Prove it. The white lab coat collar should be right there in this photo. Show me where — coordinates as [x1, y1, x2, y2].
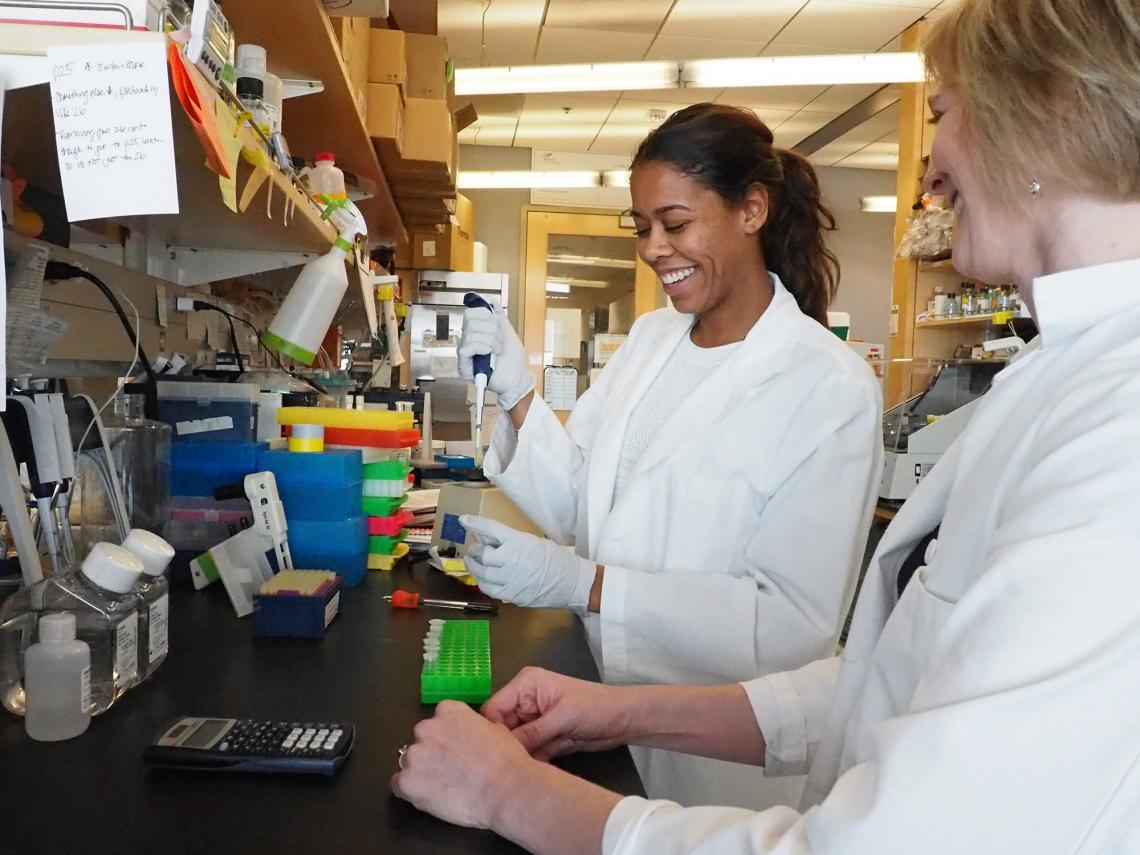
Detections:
[1031, 257, 1140, 348]
[585, 273, 803, 554]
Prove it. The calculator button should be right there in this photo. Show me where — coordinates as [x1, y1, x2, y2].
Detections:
[330, 729, 343, 741]
[303, 728, 315, 737]
[316, 729, 329, 739]
[219, 742, 230, 752]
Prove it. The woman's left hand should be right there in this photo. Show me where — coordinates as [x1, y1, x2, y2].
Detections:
[391, 700, 535, 829]
[462, 515, 598, 610]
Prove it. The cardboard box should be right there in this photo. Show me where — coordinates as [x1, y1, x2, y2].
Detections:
[397, 97, 454, 181]
[454, 192, 474, 235]
[366, 83, 403, 146]
[405, 33, 448, 100]
[413, 227, 473, 272]
[334, 16, 372, 118]
[369, 28, 406, 87]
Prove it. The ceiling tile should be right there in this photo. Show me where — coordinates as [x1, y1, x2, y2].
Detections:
[768, 0, 928, 51]
[543, 0, 674, 34]
[822, 0, 935, 8]
[773, 109, 841, 140]
[803, 83, 883, 112]
[514, 124, 605, 147]
[660, 0, 807, 45]
[759, 41, 861, 56]
[440, 0, 545, 66]
[444, 28, 539, 67]
[644, 35, 764, 60]
[716, 85, 828, 112]
[807, 139, 869, 165]
[519, 93, 621, 124]
[534, 28, 654, 64]
[467, 94, 527, 119]
[835, 140, 899, 169]
[459, 124, 519, 146]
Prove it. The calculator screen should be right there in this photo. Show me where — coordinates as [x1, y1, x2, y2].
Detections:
[184, 719, 228, 749]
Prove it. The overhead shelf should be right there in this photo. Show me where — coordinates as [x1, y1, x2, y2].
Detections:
[0, 27, 337, 254]
[917, 257, 959, 273]
[916, 314, 997, 329]
[0, 1, 407, 252]
[222, 0, 407, 246]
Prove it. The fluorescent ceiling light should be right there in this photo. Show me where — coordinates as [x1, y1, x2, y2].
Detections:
[457, 171, 601, 189]
[546, 282, 572, 294]
[682, 53, 925, 88]
[455, 53, 924, 96]
[861, 195, 898, 213]
[547, 254, 637, 269]
[456, 61, 678, 96]
[602, 171, 631, 188]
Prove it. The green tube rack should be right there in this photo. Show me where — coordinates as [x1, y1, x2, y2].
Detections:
[421, 620, 492, 704]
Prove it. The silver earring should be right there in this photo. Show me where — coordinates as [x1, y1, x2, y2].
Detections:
[1028, 178, 1042, 197]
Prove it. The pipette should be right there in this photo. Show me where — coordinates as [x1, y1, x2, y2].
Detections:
[463, 292, 494, 468]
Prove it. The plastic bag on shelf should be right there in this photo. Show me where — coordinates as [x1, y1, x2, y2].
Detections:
[896, 193, 956, 260]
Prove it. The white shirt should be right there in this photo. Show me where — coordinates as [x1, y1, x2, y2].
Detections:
[613, 334, 740, 504]
[604, 257, 1140, 854]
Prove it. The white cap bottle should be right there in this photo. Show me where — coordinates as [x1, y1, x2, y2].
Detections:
[24, 612, 92, 742]
[123, 530, 175, 682]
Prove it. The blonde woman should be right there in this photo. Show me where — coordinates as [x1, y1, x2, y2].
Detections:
[391, 0, 1140, 851]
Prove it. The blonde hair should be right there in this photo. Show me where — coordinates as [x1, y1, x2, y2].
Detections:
[924, 0, 1140, 200]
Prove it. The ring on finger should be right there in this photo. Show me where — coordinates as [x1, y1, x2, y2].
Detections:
[397, 743, 409, 769]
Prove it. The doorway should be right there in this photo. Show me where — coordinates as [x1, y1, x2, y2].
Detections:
[522, 211, 663, 411]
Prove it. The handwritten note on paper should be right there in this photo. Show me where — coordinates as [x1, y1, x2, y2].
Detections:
[47, 37, 178, 222]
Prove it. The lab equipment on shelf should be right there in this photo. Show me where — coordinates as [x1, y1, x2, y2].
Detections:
[235, 44, 282, 134]
[157, 381, 260, 444]
[303, 153, 347, 201]
[23, 613, 91, 742]
[288, 423, 324, 453]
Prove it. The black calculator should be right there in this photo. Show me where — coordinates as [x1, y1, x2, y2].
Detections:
[143, 717, 354, 775]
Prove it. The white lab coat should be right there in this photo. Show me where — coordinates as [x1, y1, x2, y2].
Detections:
[485, 274, 883, 809]
[603, 258, 1140, 854]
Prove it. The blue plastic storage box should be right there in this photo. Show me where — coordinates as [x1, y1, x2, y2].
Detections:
[171, 441, 266, 497]
[288, 515, 369, 586]
[257, 448, 364, 522]
[158, 381, 260, 443]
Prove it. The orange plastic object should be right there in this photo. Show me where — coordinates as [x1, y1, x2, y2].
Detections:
[167, 39, 231, 178]
[284, 425, 421, 449]
[389, 589, 421, 609]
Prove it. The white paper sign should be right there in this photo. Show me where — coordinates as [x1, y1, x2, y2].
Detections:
[47, 38, 178, 222]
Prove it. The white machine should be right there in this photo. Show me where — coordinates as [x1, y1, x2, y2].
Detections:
[880, 359, 1005, 501]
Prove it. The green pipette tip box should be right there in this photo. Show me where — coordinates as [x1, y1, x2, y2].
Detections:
[421, 620, 492, 704]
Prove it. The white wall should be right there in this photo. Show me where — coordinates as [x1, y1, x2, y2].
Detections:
[458, 145, 530, 325]
[459, 145, 897, 343]
[814, 166, 898, 348]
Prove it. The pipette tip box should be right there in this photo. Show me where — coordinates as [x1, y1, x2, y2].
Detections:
[421, 619, 491, 704]
[253, 570, 342, 638]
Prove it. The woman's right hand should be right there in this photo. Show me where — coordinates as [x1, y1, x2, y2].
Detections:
[482, 667, 635, 761]
[458, 305, 535, 411]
